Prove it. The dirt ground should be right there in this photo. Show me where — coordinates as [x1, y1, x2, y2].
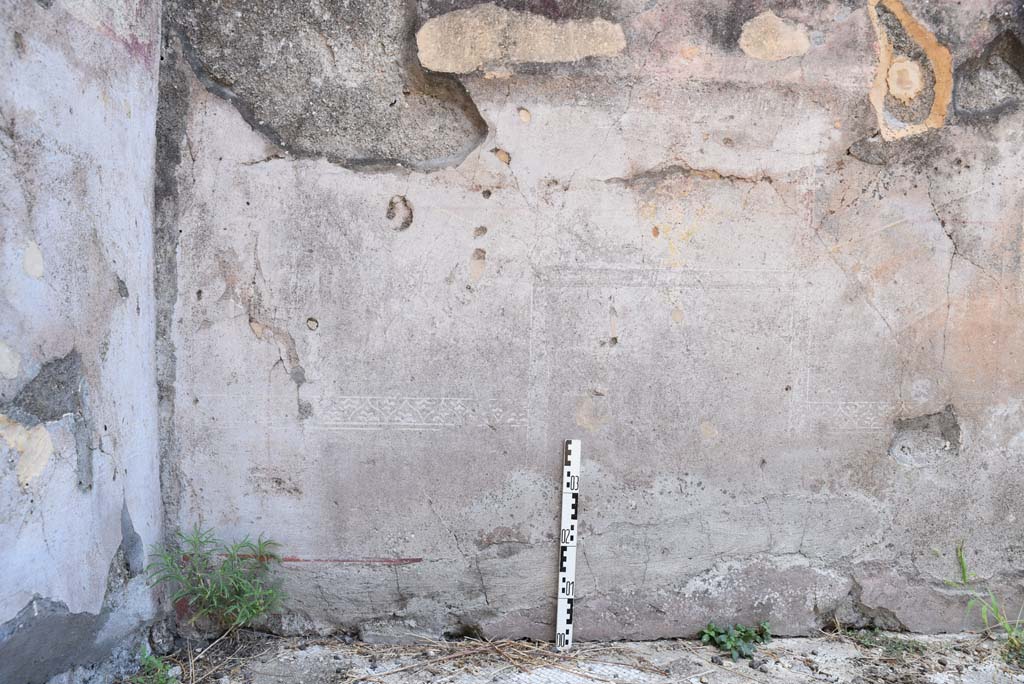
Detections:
[152, 630, 1024, 684]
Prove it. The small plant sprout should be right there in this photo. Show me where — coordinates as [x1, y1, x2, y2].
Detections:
[699, 622, 771, 660]
[146, 526, 284, 632]
[954, 540, 975, 586]
[952, 542, 1024, 667]
[129, 648, 178, 684]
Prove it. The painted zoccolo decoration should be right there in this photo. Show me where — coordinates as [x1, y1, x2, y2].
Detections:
[556, 439, 580, 649]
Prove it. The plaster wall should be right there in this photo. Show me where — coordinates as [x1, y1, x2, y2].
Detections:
[156, 0, 1024, 641]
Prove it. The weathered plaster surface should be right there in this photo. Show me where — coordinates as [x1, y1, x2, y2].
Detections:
[156, 0, 1024, 642]
[0, 0, 162, 681]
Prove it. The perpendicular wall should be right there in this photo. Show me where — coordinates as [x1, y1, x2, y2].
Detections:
[0, 1, 162, 681]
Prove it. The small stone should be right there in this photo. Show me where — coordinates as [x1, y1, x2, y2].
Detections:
[306, 317, 319, 330]
[416, 4, 626, 73]
[938, 657, 948, 667]
[738, 10, 810, 61]
[491, 148, 511, 165]
[711, 655, 723, 665]
[518, 108, 531, 123]
[167, 665, 182, 678]
[749, 658, 761, 669]
[811, 649, 820, 656]
[149, 620, 176, 656]
[759, 664, 770, 673]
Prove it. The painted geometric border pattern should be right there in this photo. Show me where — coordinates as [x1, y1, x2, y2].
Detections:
[313, 395, 527, 431]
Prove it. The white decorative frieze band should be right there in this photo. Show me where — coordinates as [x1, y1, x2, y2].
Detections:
[312, 395, 527, 431]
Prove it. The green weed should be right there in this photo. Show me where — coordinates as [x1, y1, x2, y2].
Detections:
[952, 541, 1024, 667]
[699, 622, 771, 660]
[146, 526, 284, 630]
[953, 540, 975, 586]
[129, 649, 178, 684]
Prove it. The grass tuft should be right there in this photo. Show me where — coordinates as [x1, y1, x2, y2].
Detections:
[146, 526, 284, 631]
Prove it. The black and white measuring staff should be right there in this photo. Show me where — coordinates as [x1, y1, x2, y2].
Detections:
[556, 439, 581, 649]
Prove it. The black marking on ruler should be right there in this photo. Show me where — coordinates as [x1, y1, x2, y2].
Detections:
[556, 439, 580, 650]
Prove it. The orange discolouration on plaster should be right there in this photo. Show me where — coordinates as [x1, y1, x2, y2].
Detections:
[0, 415, 55, 488]
[867, 0, 953, 140]
[945, 284, 1024, 397]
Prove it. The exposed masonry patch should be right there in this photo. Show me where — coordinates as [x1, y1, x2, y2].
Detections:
[0, 597, 108, 684]
[847, 133, 892, 165]
[602, 162, 773, 191]
[120, 501, 146, 576]
[827, 579, 907, 632]
[954, 30, 1024, 122]
[0, 511, 146, 684]
[2, 350, 83, 426]
[845, 127, 950, 167]
[888, 404, 960, 468]
[154, 32, 189, 533]
[737, 11, 810, 62]
[416, 2, 626, 74]
[0, 350, 95, 490]
[166, 0, 486, 170]
[867, 0, 952, 141]
[386, 195, 414, 231]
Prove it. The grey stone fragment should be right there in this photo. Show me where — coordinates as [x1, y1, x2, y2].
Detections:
[166, 0, 486, 170]
[1, 350, 82, 427]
